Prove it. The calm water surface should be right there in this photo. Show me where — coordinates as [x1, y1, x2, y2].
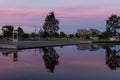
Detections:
[0, 43, 120, 80]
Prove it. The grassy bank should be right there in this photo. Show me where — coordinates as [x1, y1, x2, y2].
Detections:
[92, 39, 120, 43]
[0, 38, 120, 44]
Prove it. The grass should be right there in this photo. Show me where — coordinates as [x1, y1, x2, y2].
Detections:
[1, 38, 120, 44]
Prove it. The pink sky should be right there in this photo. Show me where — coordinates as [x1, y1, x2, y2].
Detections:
[0, 0, 120, 33]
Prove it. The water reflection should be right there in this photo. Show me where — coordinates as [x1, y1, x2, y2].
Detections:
[76, 44, 100, 51]
[42, 47, 59, 73]
[0, 47, 59, 73]
[77, 43, 120, 70]
[1, 49, 18, 62]
[0, 44, 120, 72]
[102, 44, 120, 70]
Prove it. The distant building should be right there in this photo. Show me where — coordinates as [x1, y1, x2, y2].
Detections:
[109, 36, 119, 41]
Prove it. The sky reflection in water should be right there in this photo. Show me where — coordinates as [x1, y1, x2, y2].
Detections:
[0, 43, 120, 80]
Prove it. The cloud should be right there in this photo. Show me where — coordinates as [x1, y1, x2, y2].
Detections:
[0, 0, 120, 33]
[0, 7, 49, 26]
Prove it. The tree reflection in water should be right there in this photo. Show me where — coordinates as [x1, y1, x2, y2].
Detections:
[1, 49, 18, 62]
[103, 45, 120, 70]
[76, 44, 100, 51]
[42, 47, 59, 73]
[76, 43, 120, 70]
[0, 47, 59, 72]
[0, 44, 120, 71]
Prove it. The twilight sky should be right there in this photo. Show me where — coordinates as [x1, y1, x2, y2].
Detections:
[0, 0, 120, 33]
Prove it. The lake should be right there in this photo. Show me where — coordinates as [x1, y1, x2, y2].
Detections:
[0, 43, 120, 80]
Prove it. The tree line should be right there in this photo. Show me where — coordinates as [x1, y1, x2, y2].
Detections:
[0, 12, 120, 40]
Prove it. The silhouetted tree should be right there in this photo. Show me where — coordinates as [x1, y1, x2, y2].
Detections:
[53, 32, 59, 38]
[18, 27, 24, 39]
[39, 28, 44, 38]
[106, 14, 120, 34]
[59, 32, 67, 38]
[68, 34, 74, 39]
[43, 31, 50, 39]
[100, 31, 114, 39]
[89, 28, 100, 39]
[0, 35, 3, 39]
[75, 33, 79, 38]
[30, 32, 36, 39]
[1, 25, 14, 39]
[22, 33, 29, 39]
[43, 12, 59, 38]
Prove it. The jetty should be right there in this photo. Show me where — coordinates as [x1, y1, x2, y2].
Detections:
[17, 41, 80, 49]
[1, 39, 120, 49]
[0, 40, 90, 49]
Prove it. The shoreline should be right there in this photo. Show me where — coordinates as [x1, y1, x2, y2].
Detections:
[92, 40, 120, 43]
[0, 40, 120, 49]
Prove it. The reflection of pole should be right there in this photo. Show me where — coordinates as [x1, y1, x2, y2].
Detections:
[13, 52, 18, 62]
[35, 49, 36, 56]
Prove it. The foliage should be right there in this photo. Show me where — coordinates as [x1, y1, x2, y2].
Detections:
[43, 31, 50, 38]
[18, 27, 24, 39]
[30, 32, 36, 38]
[75, 33, 79, 38]
[39, 28, 44, 37]
[22, 33, 29, 39]
[106, 14, 120, 34]
[89, 28, 100, 37]
[100, 31, 115, 39]
[43, 12, 59, 38]
[59, 32, 67, 38]
[77, 29, 90, 39]
[1, 25, 14, 39]
[68, 34, 74, 39]
[52, 32, 59, 38]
